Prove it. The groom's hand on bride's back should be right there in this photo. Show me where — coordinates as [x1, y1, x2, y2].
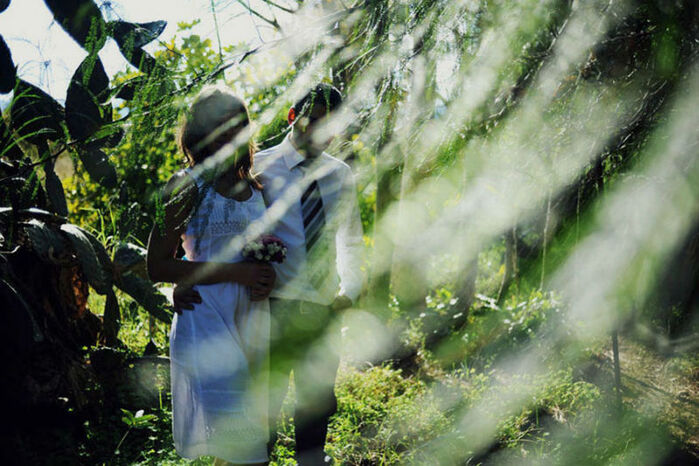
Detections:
[173, 284, 202, 314]
[173, 263, 275, 309]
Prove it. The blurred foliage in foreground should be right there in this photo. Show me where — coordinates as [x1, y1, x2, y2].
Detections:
[1, 0, 697, 464]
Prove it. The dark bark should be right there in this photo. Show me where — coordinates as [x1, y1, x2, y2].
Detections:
[0, 248, 101, 464]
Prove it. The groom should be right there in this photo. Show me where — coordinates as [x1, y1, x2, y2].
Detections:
[176, 83, 364, 465]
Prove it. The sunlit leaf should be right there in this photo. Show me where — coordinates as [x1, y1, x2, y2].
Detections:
[121, 408, 134, 419]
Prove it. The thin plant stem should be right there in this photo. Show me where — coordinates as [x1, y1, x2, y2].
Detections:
[210, 0, 224, 62]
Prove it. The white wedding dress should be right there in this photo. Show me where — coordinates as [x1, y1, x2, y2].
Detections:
[170, 171, 269, 464]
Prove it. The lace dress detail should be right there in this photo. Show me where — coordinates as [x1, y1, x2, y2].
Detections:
[170, 171, 269, 464]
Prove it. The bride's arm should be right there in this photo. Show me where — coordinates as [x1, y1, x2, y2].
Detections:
[146, 171, 274, 289]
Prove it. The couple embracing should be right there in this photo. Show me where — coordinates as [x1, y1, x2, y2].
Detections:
[146, 83, 363, 466]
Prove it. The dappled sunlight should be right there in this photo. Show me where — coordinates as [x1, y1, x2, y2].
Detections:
[155, 0, 699, 461]
[2, 0, 697, 463]
[555, 66, 699, 340]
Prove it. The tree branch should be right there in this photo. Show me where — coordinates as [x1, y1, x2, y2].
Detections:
[237, 0, 281, 31]
[260, 0, 298, 15]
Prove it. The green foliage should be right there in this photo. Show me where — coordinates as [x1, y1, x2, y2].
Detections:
[81, 402, 192, 465]
[494, 370, 600, 447]
[480, 291, 559, 358]
[4, 0, 697, 464]
[417, 288, 565, 369]
[121, 408, 157, 429]
[329, 365, 449, 465]
[255, 103, 291, 150]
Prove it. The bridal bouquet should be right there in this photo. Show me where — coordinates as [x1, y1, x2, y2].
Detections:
[242, 234, 287, 263]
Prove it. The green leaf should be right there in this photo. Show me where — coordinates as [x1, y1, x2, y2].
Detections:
[112, 76, 146, 101]
[0, 33, 16, 93]
[10, 80, 64, 145]
[43, 0, 107, 54]
[113, 241, 147, 271]
[87, 124, 124, 148]
[103, 290, 120, 347]
[22, 219, 68, 261]
[110, 21, 167, 50]
[77, 147, 117, 188]
[60, 223, 111, 294]
[115, 272, 172, 323]
[121, 408, 135, 426]
[65, 57, 110, 141]
[0, 117, 24, 161]
[44, 164, 68, 217]
[73, 55, 110, 102]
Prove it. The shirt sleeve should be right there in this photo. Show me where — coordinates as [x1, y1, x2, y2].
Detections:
[335, 165, 365, 303]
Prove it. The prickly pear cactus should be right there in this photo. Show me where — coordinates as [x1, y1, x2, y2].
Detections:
[21, 219, 69, 264]
[60, 224, 112, 295]
[116, 271, 172, 323]
[113, 241, 147, 274]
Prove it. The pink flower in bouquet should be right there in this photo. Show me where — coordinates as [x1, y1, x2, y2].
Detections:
[242, 234, 287, 263]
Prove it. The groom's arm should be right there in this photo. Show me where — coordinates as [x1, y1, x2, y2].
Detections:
[334, 165, 365, 308]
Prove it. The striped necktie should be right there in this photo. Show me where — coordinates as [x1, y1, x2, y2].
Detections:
[298, 158, 329, 288]
[299, 160, 325, 252]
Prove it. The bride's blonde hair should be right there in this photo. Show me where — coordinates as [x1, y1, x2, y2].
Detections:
[178, 84, 261, 189]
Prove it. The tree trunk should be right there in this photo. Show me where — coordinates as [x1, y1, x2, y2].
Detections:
[367, 82, 401, 317]
[497, 226, 518, 303]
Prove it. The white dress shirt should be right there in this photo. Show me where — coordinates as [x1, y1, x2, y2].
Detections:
[253, 134, 364, 306]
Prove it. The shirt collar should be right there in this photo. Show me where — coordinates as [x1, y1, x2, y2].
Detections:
[281, 133, 306, 170]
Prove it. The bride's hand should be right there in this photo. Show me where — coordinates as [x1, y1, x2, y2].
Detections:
[248, 263, 275, 301]
[235, 262, 275, 289]
[250, 283, 273, 301]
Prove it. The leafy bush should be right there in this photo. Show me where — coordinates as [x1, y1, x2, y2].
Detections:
[457, 290, 565, 366]
[329, 365, 449, 465]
